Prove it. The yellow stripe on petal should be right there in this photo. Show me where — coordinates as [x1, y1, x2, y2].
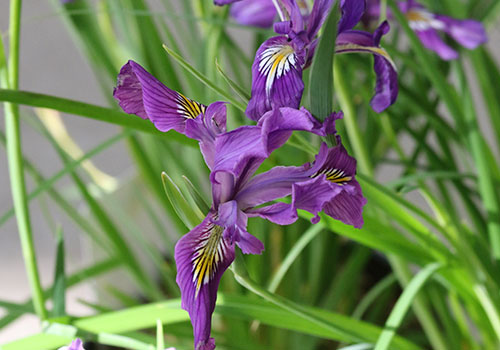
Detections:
[259, 44, 297, 97]
[191, 224, 226, 296]
[176, 92, 207, 119]
[312, 168, 352, 185]
[335, 44, 397, 71]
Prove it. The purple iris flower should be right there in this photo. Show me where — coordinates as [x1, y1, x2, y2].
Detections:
[175, 108, 364, 349]
[246, 0, 398, 120]
[113, 60, 365, 350]
[113, 60, 227, 170]
[364, 0, 487, 60]
[58, 339, 85, 350]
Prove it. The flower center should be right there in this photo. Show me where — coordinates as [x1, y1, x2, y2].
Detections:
[405, 9, 445, 31]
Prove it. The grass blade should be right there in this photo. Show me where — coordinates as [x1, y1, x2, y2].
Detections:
[0, 88, 195, 144]
[162, 44, 247, 112]
[374, 263, 442, 350]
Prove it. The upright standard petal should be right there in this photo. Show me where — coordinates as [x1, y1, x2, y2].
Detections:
[338, 0, 366, 34]
[246, 36, 305, 121]
[175, 213, 235, 350]
[114, 60, 207, 132]
[230, 0, 276, 28]
[307, 0, 334, 39]
[335, 22, 398, 112]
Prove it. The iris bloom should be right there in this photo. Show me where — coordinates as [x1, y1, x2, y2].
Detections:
[175, 109, 364, 349]
[364, 0, 487, 60]
[114, 60, 366, 349]
[245, 0, 398, 120]
[58, 339, 85, 350]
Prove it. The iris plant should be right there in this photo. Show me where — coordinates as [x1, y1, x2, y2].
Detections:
[364, 0, 487, 60]
[114, 58, 366, 348]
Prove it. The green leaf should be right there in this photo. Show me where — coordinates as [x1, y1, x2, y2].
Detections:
[181, 175, 210, 214]
[51, 227, 66, 318]
[308, 1, 338, 120]
[215, 59, 251, 102]
[162, 44, 247, 112]
[0, 89, 195, 145]
[161, 172, 204, 229]
[374, 263, 442, 350]
[156, 320, 165, 350]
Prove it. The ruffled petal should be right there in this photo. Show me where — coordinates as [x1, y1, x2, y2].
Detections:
[230, 0, 277, 28]
[114, 60, 207, 132]
[246, 36, 305, 121]
[175, 212, 235, 350]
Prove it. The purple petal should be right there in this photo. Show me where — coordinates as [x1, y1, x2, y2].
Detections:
[175, 212, 235, 350]
[307, 0, 334, 39]
[58, 339, 85, 350]
[415, 28, 458, 60]
[323, 178, 367, 228]
[247, 201, 299, 225]
[437, 16, 487, 50]
[114, 60, 207, 132]
[215, 0, 241, 5]
[246, 36, 305, 121]
[338, 0, 366, 33]
[335, 23, 398, 112]
[217, 201, 265, 254]
[258, 107, 341, 154]
[185, 102, 227, 169]
[230, 0, 277, 28]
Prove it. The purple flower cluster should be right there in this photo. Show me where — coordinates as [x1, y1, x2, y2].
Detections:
[114, 1, 487, 349]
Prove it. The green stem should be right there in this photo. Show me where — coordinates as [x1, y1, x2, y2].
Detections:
[334, 60, 373, 176]
[3, 0, 47, 321]
[456, 61, 500, 260]
[267, 224, 323, 293]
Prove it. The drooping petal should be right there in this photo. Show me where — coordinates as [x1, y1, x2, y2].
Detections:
[414, 28, 458, 60]
[338, 0, 366, 34]
[323, 178, 367, 228]
[185, 102, 227, 169]
[114, 60, 207, 133]
[335, 22, 398, 112]
[175, 212, 235, 350]
[230, 0, 277, 28]
[246, 36, 305, 121]
[250, 142, 366, 227]
[437, 16, 487, 50]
